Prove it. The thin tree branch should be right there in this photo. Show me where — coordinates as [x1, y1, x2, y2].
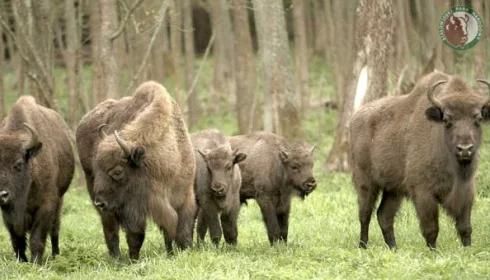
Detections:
[110, 0, 145, 41]
[125, 0, 169, 95]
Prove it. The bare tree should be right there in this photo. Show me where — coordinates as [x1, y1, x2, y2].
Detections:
[183, 0, 201, 128]
[96, 0, 120, 101]
[292, 0, 310, 112]
[63, 0, 82, 127]
[231, 0, 256, 133]
[0, 23, 4, 117]
[170, 0, 184, 104]
[209, 0, 235, 111]
[325, 0, 394, 171]
[253, 0, 301, 139]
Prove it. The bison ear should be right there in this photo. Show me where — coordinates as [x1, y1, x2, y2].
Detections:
[233, 152, 247, 164]
[128, 146, 145, 167]
[425, 106, 444, 122]
[24, 142, 43, 161]
[482, 104, 490, 120]
[279, 150, 289, 163]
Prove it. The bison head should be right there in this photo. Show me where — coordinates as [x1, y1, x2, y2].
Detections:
[93, 131, 147, 212]
[198, 145, 246, 198]
[425, 79, 490, 165]
[279, 143, 316, 199]
[0, 123, 42, 207]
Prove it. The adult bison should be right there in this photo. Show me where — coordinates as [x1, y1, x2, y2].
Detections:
[229, 132, 316, 244]
[76, 81, 196, 259]
[350, 72, 490, 249]
[192, 129, 246, 246]
[0, 96, 74, 263]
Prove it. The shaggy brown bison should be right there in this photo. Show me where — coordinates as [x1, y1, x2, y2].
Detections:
[350, 72, 490, 249]
[0, 96, 74, 263]
[76, 81, 196, 259]
[191, 129, 246, 246]
[229, 132, 316, 244]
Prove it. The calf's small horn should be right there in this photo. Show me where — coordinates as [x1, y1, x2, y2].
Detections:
[114, 130, 131, 157]
[22, 122, 40, 150]
[427, 80, 446, 109]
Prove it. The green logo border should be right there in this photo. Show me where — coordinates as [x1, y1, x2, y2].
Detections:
[439, 6, 483, 50]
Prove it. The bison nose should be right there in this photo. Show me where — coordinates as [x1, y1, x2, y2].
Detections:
[211, 184, 226, 196]
[0, 190, 9, 203]
[304, 178, 317, 191]
[94, 200, 107, 210]
[457, 144, 474, 154]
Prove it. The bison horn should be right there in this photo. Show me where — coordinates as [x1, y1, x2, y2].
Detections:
[22, 122, 40, 150]
[114, 130, 131, 157]
[477, 79, 490, 102]
[427, 80, 446, 109]
[97, 124, 108, 139]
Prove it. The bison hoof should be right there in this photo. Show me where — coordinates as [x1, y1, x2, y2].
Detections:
[358, 241, 368, 249]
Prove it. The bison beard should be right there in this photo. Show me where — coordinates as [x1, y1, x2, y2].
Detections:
[350, 72, 490, 249]
[76, 81, 196, 260]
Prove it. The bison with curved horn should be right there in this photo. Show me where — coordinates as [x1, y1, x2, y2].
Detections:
[0, 96, 74, 263]
[76, 81, 196, 259]
[350, 72, 490, 249]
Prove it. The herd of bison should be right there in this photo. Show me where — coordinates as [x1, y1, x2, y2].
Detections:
[0, 71, 489, 263]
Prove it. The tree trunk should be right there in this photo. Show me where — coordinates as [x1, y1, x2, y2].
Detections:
[325, 0, 394, 171]
[231, 0, 256, 133]
[170, 0, 184, 104]
[183, 0, 200, 129]
[209, 0, 235, 111]
[96, 0, 120, 101]
[0, 26, 5, 117]
[64, 0, 81, 127]
[253, 0, 301, 139]
[292, 0, 309, 113]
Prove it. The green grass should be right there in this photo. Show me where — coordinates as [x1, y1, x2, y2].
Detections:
[1, 60, 490, 279]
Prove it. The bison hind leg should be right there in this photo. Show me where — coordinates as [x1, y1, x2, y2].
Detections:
[50, 201, 62, 256]
[355, 183, 380, 249]
[376, 191, 403, 249]
[175, 195, 197, 250]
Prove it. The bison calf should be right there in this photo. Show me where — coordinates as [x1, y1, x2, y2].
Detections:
[350, 72, 490, 249]
[229, 132, 316, 245]
[76, 81, 196, 259]
[191, 129, 246, 246]
[0, 96, 74, 263]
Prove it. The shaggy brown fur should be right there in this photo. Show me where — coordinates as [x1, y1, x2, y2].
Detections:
[229, 132, 316, 244]
[76, 81, 196, 259]
[191, 129, 246, 246]
[0, 96, 74, 263]
[350, 72, 490, 249]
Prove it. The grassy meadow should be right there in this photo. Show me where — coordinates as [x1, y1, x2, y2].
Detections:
[1, 60, 490, 279]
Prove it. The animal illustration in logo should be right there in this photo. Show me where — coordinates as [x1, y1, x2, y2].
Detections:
[444, 14, 469, 47]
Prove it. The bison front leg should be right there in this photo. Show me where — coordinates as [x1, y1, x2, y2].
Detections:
[126, 231, 145, 260]
[377, 191, 403, 249]
[455, 204, 472, 246]
[257, 196, 281, 245]
[221, 208, 239, 245]
[196, 209, 208, 244]
[277, 199, 291, 242]
[101, 213, 121, 258]
[162, 228, 173, 255]
[413, 193, 439, 249]
[205, 211, 222, 246]
[5, 224, 27, 262]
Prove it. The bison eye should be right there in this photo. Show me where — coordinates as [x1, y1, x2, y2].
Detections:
[291, 165, 300, 171]
[13, 160, 23, 172]
[108, 166, 125, 181]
